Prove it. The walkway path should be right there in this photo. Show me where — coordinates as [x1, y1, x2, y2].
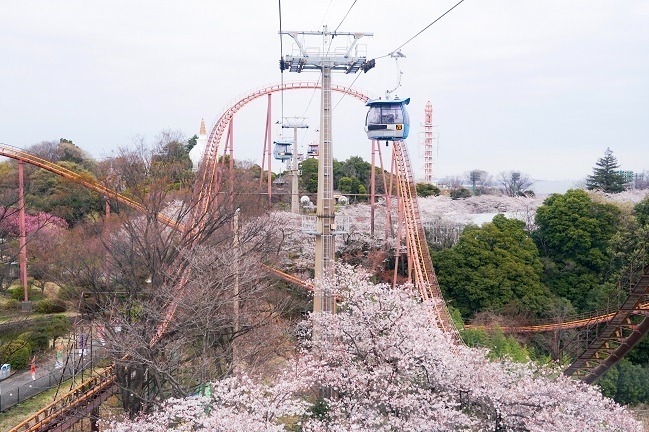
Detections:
[0, 340, 104, 412]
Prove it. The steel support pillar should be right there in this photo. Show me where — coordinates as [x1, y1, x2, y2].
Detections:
[291, 126, 300, 213]
[314, 65, 335, 314]
[260, 94, 272, 209]
[18, 160, 28, 301]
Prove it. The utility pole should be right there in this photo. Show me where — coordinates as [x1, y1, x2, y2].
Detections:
[282, 118, 308, 214]
[280, 27, 372, 314]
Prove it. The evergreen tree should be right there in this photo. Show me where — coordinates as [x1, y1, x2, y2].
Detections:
[434, 214, 556, 317]
[586, 148, 626, 193]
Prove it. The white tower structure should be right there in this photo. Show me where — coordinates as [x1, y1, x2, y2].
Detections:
[189, 119, 208, 171]
[280, 27, 372, 313]
[421, 102, 438, 184]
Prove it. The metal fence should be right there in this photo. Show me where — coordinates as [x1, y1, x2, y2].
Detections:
[0, 359, 96, 412]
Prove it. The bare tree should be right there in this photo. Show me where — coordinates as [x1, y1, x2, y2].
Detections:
[47, 134, 291, 416]
[466, 169, 493, 196]
[498, 171, 535, 197]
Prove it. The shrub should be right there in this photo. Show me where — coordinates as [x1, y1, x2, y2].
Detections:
[35, 298, 67, 314]
[416, 183, 441, 197]
[18, 330, 49, 351]
[8, 287, 43, 302]
[2, 298, 20, 310]
[450, 187, 471, 200]
[0, 339, 32, 369]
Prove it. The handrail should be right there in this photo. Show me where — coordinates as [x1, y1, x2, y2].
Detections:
[9, 366, 116, 432]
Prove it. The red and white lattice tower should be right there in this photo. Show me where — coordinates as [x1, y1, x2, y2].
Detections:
[422, 101, 437, 184]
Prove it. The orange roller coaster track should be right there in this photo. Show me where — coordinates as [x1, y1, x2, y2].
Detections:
[0, 143, 181, 229]
[564, 266, 649, 383]
[465, 301, 649, 333]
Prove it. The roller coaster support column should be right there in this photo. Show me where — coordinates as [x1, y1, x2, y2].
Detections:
[18, 160, 29, 303]
[260, 94, 272, 209]
[104, 197, 110, 285]
[225, 119, 235, 213]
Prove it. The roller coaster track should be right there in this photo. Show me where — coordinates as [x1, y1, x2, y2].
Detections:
[193, 81, 373, 222]
[0, 143, 180, 229]
[10, 367, 117, 432]
[260, 263, 313, 291]
[392, 141, 461, 343]
[564, 265, 649, 383]
[465, 302, 649, 333]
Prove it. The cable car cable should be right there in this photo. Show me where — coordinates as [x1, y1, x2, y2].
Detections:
[320, 0, 334, 29]
[334, 0, 359, 33]
[278, 0, 285, 122]
[301, 76, 321, 117]
[332, 72, 363, 112]
[374, 0, 466, 61]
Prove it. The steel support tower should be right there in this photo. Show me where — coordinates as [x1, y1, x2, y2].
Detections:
[422, 101, 437, 184]
[282, 118, 309, 214]
[280, 27, 372, 313]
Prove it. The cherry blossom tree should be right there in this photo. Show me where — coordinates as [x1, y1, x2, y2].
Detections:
[105, 265, 641, 431]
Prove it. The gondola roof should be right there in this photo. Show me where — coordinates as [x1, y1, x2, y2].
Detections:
[365, 97, 410, 107]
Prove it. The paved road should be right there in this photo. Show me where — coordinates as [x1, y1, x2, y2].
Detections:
[0, 341, 105, 412]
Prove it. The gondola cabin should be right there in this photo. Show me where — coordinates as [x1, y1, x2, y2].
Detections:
[364, 97, 410, 141]
[307, 143, 319, 157]
[273, 139, 293, 161]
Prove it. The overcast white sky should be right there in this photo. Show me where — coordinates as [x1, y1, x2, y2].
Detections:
[1, 1, 647, 182]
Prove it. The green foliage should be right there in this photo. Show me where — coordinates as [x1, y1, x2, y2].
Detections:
[187, 134, 199, 152]
[35, 298, 67, 313]
[635, 196, 649, 227]
[534, 190, 622, 311]
[598, 359, 649, 405]
[310, 396, 330, 421]
[448, 305, 465, 330]
[300, 156, 381, 198]
[416, 183, 440, 197]
[434, 215, 556, 318]
[44, 315, 72, 339]
[450, 187, 471, 200]
[27, 161, 103, 225]
[2, 298, 20, 310]
[586, 147, 626, 193]
[18, 316, 70, 350]
[8, 287, 44, 302]
[461, 327, 530, 363]
[627, 336, 649, 367]
[17, 330, 49, 351]
[152, 137, 194, 190]
[0, 339, 32, 369]
[299, 158, 319, 193]
[338, 177, 367, 194]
